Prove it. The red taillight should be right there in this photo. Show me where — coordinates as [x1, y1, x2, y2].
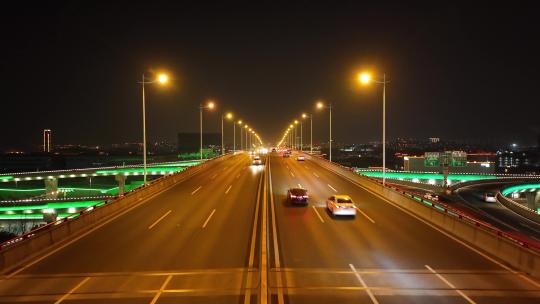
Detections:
[303, 195, 308, 198]
[290, 195, 297, 199]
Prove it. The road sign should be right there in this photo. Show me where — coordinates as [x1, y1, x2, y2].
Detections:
[451, 151, 467, 167]
[424, 152, 440, 167]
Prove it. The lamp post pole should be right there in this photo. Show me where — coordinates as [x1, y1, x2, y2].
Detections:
[382, 73, 386, 185]
[141, 74, 147, 185]
[199, 104, 203, 160]
[310, 114, 313, 154]
[221, 114, 224, 155]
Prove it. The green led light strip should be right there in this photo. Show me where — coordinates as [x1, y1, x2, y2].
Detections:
[501, 184, 540, 196]
[0, 200, 104, 212]
[358, 171, 497, 181]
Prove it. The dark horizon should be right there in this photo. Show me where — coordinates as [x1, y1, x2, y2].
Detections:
[2, 2, 539, 149]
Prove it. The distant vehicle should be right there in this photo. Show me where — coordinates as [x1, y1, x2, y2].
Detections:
[252, 155, 262, 165]
[423, 192, 439, 201]
[288, 188, 308, 205]
[271, 148, 277, 152]
[283, 153, 290, 158]
[484, 192, 497, 203]
[297, 156, 305, 161]
[326, 195, 356, 216]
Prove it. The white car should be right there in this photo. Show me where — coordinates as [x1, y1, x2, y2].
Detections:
[252, 155, 262, 165]
[484, 192, 497, 203]
[326, 195, 356, 216]
[423, 192, 439, 201]
[297, 156, 305, 161]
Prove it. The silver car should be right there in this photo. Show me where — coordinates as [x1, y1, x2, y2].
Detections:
[326, 195, 356, 216]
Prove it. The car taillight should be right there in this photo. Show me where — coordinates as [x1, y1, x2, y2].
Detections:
[303, 195, 308, 198]
[290, 195, 297, 198]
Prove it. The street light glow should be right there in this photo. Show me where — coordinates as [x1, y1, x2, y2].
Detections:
[157, 73, 169, 84]
[226, 112, 233, 119]
[294, 120, 298, 124]
[316, 101, 324, 109]
[359, 72, 371, 84]
[302, 113, 307, 118]
[207, 101, 215, 109]
[238, 120, 243, 124]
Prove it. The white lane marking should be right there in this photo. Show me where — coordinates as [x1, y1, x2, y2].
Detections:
[191, 186, 202, 195]
[148, 210, 172, 230]
[290, 171, 295, 178]
[298, 184, 302, 188]
[236, 174, 240, 179]
[150, 275, 173, 304]
[349, 264, 379, 304]
[425, 265, 476, 304]
[313, 172, 320, 178]
[312, 206, 325, 223]
[244, 168, 263, 304]
[211, 173, 218, 180]
[268, 157, 284, 304]
[54, 277, 90, 304]
[327, 184, 337, 192]
[225, 185, 232, 194]
[202, 209, 216, 229]
[354, 206, 375, 224]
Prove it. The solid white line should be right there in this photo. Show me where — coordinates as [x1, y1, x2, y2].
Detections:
[236, 174, 240, 179]
[225, 185, 232, 194]
[327, 184, 337, 192]
[312, 206, 325, 223]
[243, 170, 263, 304]
[354, 206, 375, 224]
[150, 275, 172, 304]
[148, 210, 172, 230]
[349, 264, 379, 304]
[202, 209, 216, 229]
[313, 172, 320, 178]
[268, 157, 284, 304]
[54, 277, 90, 304]
[425, 265, 476, 304]
[191, 186, 202, 195]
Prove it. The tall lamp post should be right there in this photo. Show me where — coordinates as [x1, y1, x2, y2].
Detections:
[316, 101, 333, 162]
[244, 125, 249, 151]
[238, 121, 243, 151]
[139, 72, 169, 185]
[200, 100, 215, 160]
[294, 120, 299, 150]
[359, 72, 389, 185]
[221, 112, 233, 155]
[302, 113, 312, 154]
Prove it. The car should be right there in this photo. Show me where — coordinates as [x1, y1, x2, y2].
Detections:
[271, 148, 277, 152]
[484, 192, 497, 203]
[252, 155, 262, 165]
[287, 188, 308, 204]
[423, 192, 439, 201]
[326, 195, 356, 216]
[283, 153, 290, 158]
[297, 156, 305, 161]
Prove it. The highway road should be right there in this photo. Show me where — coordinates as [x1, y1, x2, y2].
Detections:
[0, 153, 264, 303]
[455, 183, 540, 242]
[1, 151, 540, 303]
[267, 152, 540, 303]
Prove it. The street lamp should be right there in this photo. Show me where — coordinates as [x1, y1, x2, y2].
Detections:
[294, 120, 299, 150]
[358, 71, 389, 185]
[200, 100, 215, 160]
[302, 113, 312, 154]
[139, 72, 169, 185]
[237, 120, 243, 151]
[316, 100, 333, 162]
[221, 112, 233, 155]
[244, 125, 249, 151]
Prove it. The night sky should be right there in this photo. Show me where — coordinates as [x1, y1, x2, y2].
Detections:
[2, 2, 539, 150]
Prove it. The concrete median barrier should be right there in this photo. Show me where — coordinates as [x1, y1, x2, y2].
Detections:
[306, 154, 540, 279]
[0, 154, 233, 274]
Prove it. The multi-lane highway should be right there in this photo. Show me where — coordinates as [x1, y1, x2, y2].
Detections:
[0, 153, 263, 303]
[1, 151, 540, 303]
[267, 152, 540, 303]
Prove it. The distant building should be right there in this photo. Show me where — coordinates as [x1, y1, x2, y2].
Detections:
[429, 137, 440, 143]
[177, 132, 220, 153]
[43, 129, 52, 152]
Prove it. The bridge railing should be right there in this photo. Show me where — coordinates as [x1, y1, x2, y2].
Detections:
[305, 153, 540, 277]
[0, 153, 232, 273]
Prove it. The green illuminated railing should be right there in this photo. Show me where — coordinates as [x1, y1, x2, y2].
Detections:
[501, 184, 540, 196]
[358, 170, 497, 182]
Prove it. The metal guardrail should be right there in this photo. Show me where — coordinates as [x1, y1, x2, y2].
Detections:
[308, 153, 540, 253]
